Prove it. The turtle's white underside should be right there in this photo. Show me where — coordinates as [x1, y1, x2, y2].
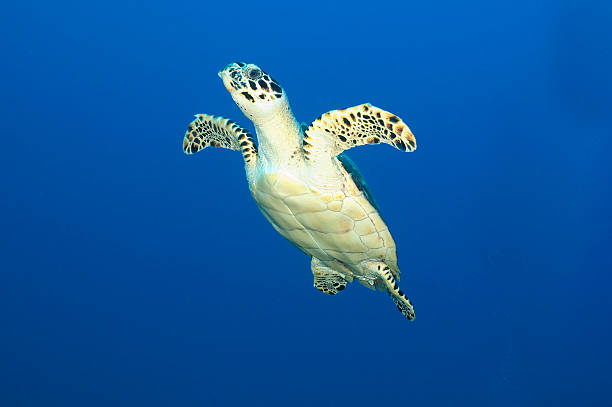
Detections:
[251, 158, 399, 289]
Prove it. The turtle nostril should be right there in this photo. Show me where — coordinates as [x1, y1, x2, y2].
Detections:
[221, 63, 234, 72]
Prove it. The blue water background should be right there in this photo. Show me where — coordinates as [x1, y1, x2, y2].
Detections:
[1, 1, 611, 406]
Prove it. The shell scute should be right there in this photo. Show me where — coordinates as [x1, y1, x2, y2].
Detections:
[361, 232, 383, 249]
[265, 208, 302, 231]
[354, 218, 377, 236]
[286, 228, 319, 249]
[342, 197, 367, 220]
[274, 173, 309, 196]
[309, 230, 367, 252]
[328, 201, 343, 211]
[255, 190, 292, 214]
[295, 211, 354, 234]
[283, 193, 328, 214]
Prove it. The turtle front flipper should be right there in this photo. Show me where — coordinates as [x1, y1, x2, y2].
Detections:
[368, 261, 415, 321]
[183, 114, 257, 169]
[311, 258, 348, 295]
[302, 103, 416, 163]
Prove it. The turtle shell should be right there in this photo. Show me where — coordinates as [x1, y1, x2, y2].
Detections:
[251, 158, 400, 281]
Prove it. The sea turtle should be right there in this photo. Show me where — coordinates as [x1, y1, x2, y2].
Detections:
[182, 62, 417, 320]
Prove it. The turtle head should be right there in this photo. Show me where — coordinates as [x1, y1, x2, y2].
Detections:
[218, 62, 288, 123]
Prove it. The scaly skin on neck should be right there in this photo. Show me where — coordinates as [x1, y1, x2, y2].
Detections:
[252, 103, 345, 191]
[253, 103, 346, 193]
[252, 101, 303, 170]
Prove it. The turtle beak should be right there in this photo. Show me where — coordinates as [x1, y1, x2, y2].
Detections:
[218, 70, 235, 93]
[217, 64, 237, 93]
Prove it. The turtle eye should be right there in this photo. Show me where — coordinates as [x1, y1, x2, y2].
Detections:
[245, 66, 262, 81]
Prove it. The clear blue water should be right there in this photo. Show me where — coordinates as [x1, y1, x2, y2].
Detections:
[1, 1, 611, 406]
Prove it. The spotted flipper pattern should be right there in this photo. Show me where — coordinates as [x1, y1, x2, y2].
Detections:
[303, 103, 416, 161]
[370, 262, 415, 321]
[312, 258, 348, 295]
[183, 114, 257, 168]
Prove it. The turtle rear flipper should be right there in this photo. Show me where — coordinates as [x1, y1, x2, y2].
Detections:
[311, 258, 348, 295]
[367, 262, 415, 321]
